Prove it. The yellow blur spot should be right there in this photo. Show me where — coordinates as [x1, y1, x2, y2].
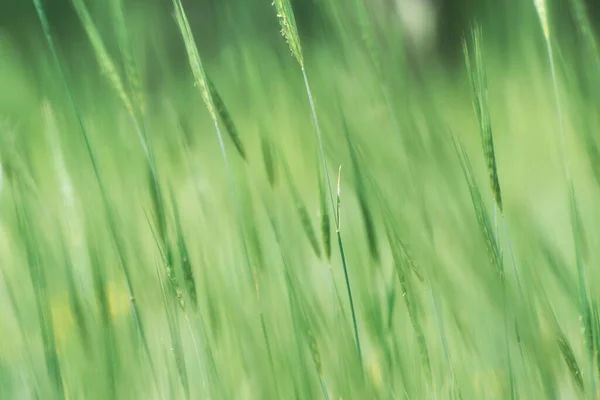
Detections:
[367, 353, 383, 392]
[473, 369, 505, 398]
[49, 281, 131, 351]
[106, 281, 131, 319]
[51, 297, 75, 352]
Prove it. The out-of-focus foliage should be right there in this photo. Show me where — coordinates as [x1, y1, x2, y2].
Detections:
[1, 0, 600, 399]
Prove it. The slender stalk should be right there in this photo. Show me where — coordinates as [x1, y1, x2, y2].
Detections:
[171, 3, 277, 396]
[534, 0, 596, 394]
[303, 70, 363, 367]
[31, 0, 158, 386]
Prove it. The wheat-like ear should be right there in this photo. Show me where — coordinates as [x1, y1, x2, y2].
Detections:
[463, 25, 503, 213]
[207, 76, 247, 161]
[273, 0, 304, 68]
[271, 0, 363, 367]
[557, 326, 585, 391]
[170, 189, 198, 310]
[540, 292, 585, 392]
[70, 0, 134, 117]
[173, 5, 278, 391]
[71, 0, 158, 170]
[383, 214, 432, 383]
[453, 135, 503, 279]
[173, 0, 217, 121]
[110, 0, 145, 114]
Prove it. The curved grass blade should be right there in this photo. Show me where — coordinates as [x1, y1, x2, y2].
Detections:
[534, 0, 597, 393]
[207, 76, 247, 162]
[318, 157, 331, 261]
[110, 0, 145, 114]
[452, 136, 503, 279]
[172, 4, 277, 394]
[341, 117, 379, 262]
[70, 0, 134, 117]
[281, 158, 322, 259]
[261, 132, 277, 187]
[380, 198, 432, 384]
[12, 181, 64, 398]
[32, 0, 158, 387]
[335, 166, 363, 368]
[271, 0, 363, 366]
[170, 190, 198, 310]
[87, 235, 118, 399]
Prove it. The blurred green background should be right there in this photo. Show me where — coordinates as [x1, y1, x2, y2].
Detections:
[2, 0, 600, 399]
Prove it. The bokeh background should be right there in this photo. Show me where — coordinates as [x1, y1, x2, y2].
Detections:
[2, 0, 600, 399]
[2, 0, 598, 66]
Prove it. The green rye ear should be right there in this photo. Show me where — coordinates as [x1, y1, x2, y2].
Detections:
[273, 0, 304, 68]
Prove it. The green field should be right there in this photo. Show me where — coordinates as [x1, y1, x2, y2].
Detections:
[1, 0, 600, 398]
